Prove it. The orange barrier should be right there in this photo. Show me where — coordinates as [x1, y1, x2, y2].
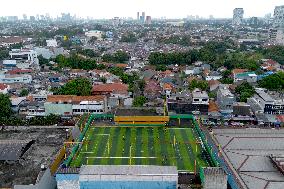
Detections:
[114, 116, 169, 122]
[49, 136, 73, 175]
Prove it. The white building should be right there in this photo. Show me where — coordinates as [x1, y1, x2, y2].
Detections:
[46, 39, 58, 47]
[0, 74, 32, 84]
[9, 49, 37, 63]
[232, 8, 244, 26]
[273, 5, 284, 28]
[206, 71, 222, 81]
[44, 95, 107, 116]
[85, 30, 103, 40]
[275, 29, 284, 45]
[192, 88, 209, 105]
[217, 84, 236, 114]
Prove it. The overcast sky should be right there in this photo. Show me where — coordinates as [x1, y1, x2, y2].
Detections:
[1, 0, 283, 19]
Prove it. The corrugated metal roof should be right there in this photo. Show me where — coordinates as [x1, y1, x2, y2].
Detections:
[80, 165, 178, 176]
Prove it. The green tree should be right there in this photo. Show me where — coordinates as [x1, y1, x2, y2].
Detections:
[56, 78, 92, 96]
[189, 79, 208, 91]
[0, 48, 9, 60]
[19, 89, 29, 97]
[102, 50, 130, 63]
[38, 55, 49, 65]
[120, 32, 137, 43]
[258, 72, 284, 91]
[133, 96, 147, 107]
[261, 46, 284, 64]
[0, 94, 12, 118]
[100, 77, 107, 84]
[235, 82, 255, 102]
[138, 80, 146, 91]
[155, 65, 167, 71]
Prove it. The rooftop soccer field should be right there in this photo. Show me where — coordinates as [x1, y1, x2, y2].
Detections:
[70, 126, 210, 172]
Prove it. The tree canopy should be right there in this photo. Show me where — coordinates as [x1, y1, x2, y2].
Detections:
[19, 89, 29, 97]
[235, 82, 255, 102]
[55, 54, 98, 70]
[0, 48, 9, 61]
[259, 72, 284, 91]
[260, 46, 284, 65]
[120, 33, 137, 43]
[188, 79, 208, 91]
[102, 50, 130, 63]
[132, 96, 147, 107]
[0, 94, 12, 118]
[55, 78, 92, 96]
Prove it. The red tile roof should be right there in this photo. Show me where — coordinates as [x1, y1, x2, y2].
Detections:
[47, 95, 105, 103]
[115, 64, 128, 68]
[7, 69, 32, 75]
[276, 115, 284, 123]
[92, 83, 128, 94]
[209, 101, 219, 112]
[232, 69, 248, 75]
[266, 59, 278, 66]
[0, 83, 8, 90]
[208, 80, 220, 87]
[163, 83, 173, 90]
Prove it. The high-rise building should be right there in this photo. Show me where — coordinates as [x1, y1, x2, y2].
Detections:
[232, 8, 244, 26]
[137, 12, 140, 20]
[249, 17, 259, 26]
[146, 16, 152, 25]
[141, 12, 145, 22]
[23, 14, 27, 21]
[7, 16, 18, 22]
[273, 5, 284, 28]
[30, 16, 36, 22]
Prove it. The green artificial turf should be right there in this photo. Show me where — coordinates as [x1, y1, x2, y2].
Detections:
[69, 127, 209, 172]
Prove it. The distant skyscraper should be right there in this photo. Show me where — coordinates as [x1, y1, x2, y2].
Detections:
[137, 12, 140, 20]
[249, 17, 259, 26]
[141, 12, 146, 22]
[273, 5, 284, 28]
[7, 16, 18, 22]
[146, 16, 152, 25]
[30, 16, 36, 22]
[232, 8, 244, 26]
[23, 14, 27, 21]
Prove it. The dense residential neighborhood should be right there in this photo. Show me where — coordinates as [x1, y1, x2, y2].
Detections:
[1, 3, 284, 189]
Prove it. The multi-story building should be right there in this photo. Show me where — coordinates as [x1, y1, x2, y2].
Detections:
[248, 89, 284, 114]
[217, 84, 236, 114]
[167, 89, 209, 115]
[232, 8, 244, 26]
[0, 74, 32, 84]
[44, 95, 107, 116]
[9, 49, 37, 63]
[85, 30, 103, 40]
[146, 16, 152, 25]
[273, 5, 284, 28]
[46, 39, 58, 47]
[141, 12, 145, 22]
[274, 29, 284, 45]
